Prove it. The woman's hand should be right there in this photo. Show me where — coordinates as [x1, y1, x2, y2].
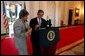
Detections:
[27, 28, 32, 35]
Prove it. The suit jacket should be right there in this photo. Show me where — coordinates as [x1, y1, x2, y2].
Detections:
[29, 17, 47, 44]
[13, 19, 28, 49]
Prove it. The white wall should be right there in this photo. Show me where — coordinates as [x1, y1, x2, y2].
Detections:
[0, 1, 67, 34]
[29, 1, 39, 19]
[80, 1, 84, 24]
[55, 1, 61, 27]
[26, 1, 59, 27]
[1, 1, 84, 34]
[47, 1, 56, 27]
[60, 1, 84, 25]
[39, 1, 48, 20]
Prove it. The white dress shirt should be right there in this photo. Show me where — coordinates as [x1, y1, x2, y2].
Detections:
[37, 18, 41, 26]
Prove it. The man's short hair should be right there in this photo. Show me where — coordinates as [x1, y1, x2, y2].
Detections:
[19, 9, 29, 19]
[37, 9, 44, 14]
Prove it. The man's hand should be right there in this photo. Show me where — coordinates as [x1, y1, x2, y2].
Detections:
[35, 25, 39, 30]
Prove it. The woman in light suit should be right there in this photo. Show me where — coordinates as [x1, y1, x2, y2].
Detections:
[13, 9, 32, 55]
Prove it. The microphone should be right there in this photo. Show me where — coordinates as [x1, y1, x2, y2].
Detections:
[46, 19, 52, 28]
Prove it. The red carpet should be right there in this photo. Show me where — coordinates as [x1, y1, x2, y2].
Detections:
[1, 25, 84, 55]
[56, 25, 84, 49]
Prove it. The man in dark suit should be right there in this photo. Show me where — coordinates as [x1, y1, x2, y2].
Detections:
[29, 10, 47, 55]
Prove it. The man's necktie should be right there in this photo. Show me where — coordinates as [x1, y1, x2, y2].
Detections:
[39, 19, 41, 26]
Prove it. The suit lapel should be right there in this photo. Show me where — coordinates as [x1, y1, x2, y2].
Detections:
[35, 17, 43, 27]
[41, 18, 43, 27]
[35, 17, 39, 25]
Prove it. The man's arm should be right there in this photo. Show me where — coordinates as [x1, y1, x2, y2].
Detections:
[29, 19, 39, 30]
[29, 19, 35, 29]
[42, 19, 47, 28]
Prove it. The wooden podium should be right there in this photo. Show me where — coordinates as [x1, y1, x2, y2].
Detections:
[39, 27, 59, 55]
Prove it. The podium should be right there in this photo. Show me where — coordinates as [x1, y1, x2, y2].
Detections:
[39, 27, 59, 47]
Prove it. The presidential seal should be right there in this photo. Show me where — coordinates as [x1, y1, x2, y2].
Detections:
[47, 30, 55, 41]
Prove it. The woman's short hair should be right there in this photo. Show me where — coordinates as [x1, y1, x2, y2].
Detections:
[19, 9, 29, 19]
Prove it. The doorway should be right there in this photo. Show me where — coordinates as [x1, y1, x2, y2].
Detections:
[68, 9, 73, 26]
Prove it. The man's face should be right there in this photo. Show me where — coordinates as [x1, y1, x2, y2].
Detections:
[37, 12, 44, 18]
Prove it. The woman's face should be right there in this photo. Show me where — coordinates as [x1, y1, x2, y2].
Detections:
[23, 15, 28, 21]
